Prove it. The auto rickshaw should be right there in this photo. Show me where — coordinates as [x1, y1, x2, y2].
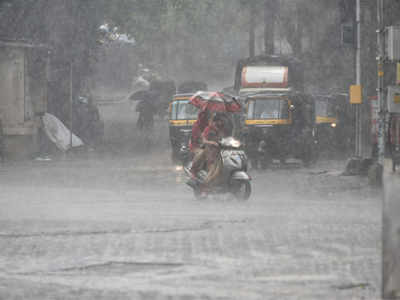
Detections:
[314, 94, 351, 154]
[242, 92, 316, 168]
[314, 95, 339, 153]
[168, 93, 199, 164]
[314, 94, 354, 153]
[234, 55, 317, 168]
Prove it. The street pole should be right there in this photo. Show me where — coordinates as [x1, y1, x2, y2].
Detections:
[355, 0, 362, 157]
[70, 61, 73, 150]
[377, 0, 385, 170]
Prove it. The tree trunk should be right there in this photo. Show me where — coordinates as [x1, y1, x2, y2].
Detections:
[264, 0, 277, 55]
[249, 2, 256, 57]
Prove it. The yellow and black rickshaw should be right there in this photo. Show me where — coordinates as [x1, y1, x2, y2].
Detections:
[168, 93, 199, 163]
[314, 94, 351, 153]
[315, 96, 339, 128]
[235, 55, 317, 168]
[242, 92, 316, 168]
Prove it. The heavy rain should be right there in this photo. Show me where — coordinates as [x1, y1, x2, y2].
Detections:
[0, 0, 399, 299]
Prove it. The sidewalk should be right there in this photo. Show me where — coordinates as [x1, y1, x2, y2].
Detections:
[383, 158, 400, 298]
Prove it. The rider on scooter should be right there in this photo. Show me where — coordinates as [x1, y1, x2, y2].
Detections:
[189, 109, 211, 177]
[200, 112, 229, 189]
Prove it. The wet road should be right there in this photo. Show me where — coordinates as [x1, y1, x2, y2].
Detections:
[0, 153, 381, 300]
[0, 100, 382, 299]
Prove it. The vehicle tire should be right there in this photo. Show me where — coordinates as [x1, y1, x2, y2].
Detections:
[231, 180, 251, 201]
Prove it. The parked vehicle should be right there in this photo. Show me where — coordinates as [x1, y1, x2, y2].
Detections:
[184, 136, 251, 201]
[168, 93, 199, 164]
[235, 55, 317, 168]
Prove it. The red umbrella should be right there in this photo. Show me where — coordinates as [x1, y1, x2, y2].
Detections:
[189, 91, 241, 112]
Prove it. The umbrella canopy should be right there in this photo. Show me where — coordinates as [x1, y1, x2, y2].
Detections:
[189, 91, 241, 112]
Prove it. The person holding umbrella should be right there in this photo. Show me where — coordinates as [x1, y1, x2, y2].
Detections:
[200, 112, 229, 190]
[188, 109, 210, 177]
[187, 91, 241, 186]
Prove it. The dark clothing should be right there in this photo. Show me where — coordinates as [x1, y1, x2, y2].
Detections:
[72, 101, 103, 146]
[136, 100, 155, 130]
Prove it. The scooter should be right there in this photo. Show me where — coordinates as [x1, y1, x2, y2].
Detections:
[184, 137, 251, 200]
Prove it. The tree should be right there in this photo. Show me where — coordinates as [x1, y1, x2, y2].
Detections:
[264, 0, 278, 55]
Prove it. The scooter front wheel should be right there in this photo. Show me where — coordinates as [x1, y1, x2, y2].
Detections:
[193, 188, 207, 200]
[231, 180, 251, 201]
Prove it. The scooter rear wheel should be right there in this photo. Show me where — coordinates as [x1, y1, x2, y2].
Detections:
[231, 180, 251, 201]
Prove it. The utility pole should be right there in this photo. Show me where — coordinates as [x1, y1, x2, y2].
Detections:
[249, 2, 256, 58]
[377, 0, 385, 173]
[69, 61, 73, 150]
[347, 0, 367, 175]
[264, 0, 277, 55]
[355, 0, 362, 157]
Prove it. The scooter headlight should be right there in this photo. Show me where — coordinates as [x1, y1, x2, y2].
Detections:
[231, 139, 241, 148]
[331, 123, 337, 128]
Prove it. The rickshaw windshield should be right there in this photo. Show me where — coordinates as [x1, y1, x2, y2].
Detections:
[170, 100, 198, 120]
[247, 99, 289, 120]
[315, 99, 337, 118]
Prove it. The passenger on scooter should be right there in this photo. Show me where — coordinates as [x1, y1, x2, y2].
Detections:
[189, 110, 210, 177]
[200, 112, 228, 188]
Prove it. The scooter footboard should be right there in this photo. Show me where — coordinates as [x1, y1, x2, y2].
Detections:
[231, 171, 251, 181]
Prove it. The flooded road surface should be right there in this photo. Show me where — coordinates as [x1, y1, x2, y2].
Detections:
[0, 100, 382, 299]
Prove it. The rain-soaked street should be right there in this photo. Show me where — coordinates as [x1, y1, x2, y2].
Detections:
[0, 100, 381, 300]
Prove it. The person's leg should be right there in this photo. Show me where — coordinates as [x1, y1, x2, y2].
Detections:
[203, 155, 222, 187]
[191, 148, 205, 175]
